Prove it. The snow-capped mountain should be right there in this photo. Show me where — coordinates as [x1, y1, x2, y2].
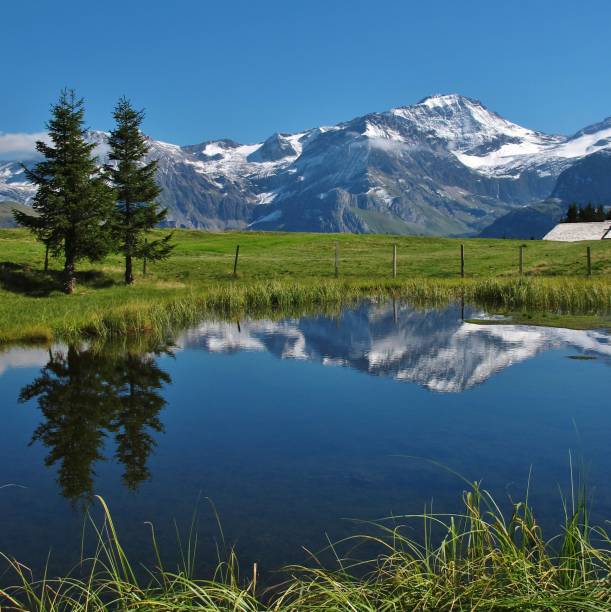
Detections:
[0, 161, 34, 203]
[2, 94, 610, 234]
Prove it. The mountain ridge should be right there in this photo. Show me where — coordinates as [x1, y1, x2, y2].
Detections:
[2, 94, 610, 234]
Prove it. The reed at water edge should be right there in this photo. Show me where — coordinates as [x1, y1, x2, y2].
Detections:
[1, 476, 610, 611]
[2, 276, 608, 346]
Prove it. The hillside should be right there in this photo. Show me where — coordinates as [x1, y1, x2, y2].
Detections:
[0, 201, 33, 228]
[479, 200, 566, 239]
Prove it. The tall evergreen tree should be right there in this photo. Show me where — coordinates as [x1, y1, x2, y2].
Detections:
[594, 205, 606, 221]
[578, 203, 596, 222]
[13, 89, 115, 293]
[106, 97, 173, 285]
[564, 202, 578, 223]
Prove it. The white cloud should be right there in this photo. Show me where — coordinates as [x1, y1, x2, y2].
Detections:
[0, 131, 50, 160]
[0, 347, 49, 377]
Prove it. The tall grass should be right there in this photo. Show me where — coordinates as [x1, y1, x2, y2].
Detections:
[468, 277, 611, 313]
[3, 228, 611, 344]
[276, 483, 611, 611]
[2, 276, 606, 346]
[2, 481, 610, 611]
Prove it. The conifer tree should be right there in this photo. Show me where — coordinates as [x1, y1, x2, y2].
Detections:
[106, 97, 173, 285]
[594, 205, 606, 221]
[564, 202, 578, 223]
[578, 203, 595, 222]
[14, 89, 115, 293]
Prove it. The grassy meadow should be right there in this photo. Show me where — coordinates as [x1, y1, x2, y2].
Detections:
[1, 228, 610, 344]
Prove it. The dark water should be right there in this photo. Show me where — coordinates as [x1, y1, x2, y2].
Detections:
[1, 301, 610, 578]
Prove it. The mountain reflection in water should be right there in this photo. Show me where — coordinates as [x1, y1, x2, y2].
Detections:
[177, 302, 610, 393]
[1, 300, 610, 578]
[3, 300, 609, 505]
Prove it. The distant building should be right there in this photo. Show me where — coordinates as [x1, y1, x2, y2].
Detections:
[543, 221, 611, 242]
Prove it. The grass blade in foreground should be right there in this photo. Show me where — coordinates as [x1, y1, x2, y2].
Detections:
[1, 483, 610, 610]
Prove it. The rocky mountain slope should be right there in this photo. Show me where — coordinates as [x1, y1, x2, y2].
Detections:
[481, 149, 611, 239]
[0, 201, 31, 228]
[478, 200, 566, 239]
[2, 94, 610, 235]
[551, 150, 611, 204]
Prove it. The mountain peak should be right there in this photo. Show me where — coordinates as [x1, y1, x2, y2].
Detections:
[386, 93, 539, 157]
[3, 95, 611, 236]
[247, 132, 298, 163]
[571, 116, 611, 139]
[416, 93, 483, 109]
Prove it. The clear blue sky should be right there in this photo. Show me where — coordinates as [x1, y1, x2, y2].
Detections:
[2, 0, 610, 148]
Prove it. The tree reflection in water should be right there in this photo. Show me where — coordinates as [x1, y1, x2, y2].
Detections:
[18, 340, 171, 503]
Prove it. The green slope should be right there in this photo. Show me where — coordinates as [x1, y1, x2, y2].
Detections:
[0, 201, 34, 228]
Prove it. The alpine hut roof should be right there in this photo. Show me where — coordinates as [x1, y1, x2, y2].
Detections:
[543, 221, 611, 242]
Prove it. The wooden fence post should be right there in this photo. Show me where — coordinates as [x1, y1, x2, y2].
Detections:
[519, 245, 524, 276]
[233, 244, 240, 277]
[460, 244, 465, 278]
[587, 246, 592, 277]
[335, 241, 339, 277]
[393, 244, 397, 279]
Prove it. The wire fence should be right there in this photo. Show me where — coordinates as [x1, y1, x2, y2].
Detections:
[226, 240, 606, 280]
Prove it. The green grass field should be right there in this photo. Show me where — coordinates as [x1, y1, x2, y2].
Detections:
[1, 228, 610, 344]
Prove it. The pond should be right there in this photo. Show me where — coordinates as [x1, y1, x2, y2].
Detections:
[0, 300, 610, 579]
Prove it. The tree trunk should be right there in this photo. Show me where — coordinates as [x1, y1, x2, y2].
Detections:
[63, 256, 76, 294]
[124, 203, 134, 285]
[125, 253, 134, 285]
[44, 242, 50, 272]
[64, 240, 76, 294]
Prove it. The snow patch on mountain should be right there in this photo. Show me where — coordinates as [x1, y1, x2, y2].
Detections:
[367, 186, 395, 205]
[184, 133, 307, 190]
[0, 161, 36, 202]
[456, 125, 611, 176]
[3, 95, 611, 234]
[363, 121, 405, 141]
[390, 94, 560, 153]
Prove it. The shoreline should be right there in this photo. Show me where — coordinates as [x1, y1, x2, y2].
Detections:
[1, 229, 610, 345]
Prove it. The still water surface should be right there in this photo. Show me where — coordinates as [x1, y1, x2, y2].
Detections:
[1, 301, 610, 576]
